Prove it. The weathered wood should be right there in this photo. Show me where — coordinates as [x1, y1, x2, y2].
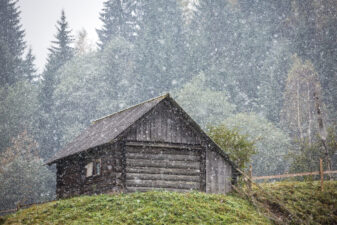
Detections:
[205, 149, 231, 194]
[125, 101, 200, 144]
[126, 173, 200, 182]
[125, 146, 200, 155]
[126, 187, 192, 193]
[126, 159, 200, 169]
[125, 141, 202, 150]
[126, 179, 200, 189]
[126, 152, 200, 161]
[126, 167, 200, 176]
[320, 158, 324, 191]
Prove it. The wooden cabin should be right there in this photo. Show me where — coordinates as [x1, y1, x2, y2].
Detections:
[47, 94, 238, 198]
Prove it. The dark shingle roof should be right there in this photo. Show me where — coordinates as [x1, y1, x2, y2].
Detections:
[46, 94, 168, 164]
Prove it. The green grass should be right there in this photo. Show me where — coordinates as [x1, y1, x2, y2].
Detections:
[257, 181, 337, 225]
[1, 191, 270, 225]
[2, 181, 336, 225]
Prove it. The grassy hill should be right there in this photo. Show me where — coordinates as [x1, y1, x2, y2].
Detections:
[257, 181, 337, 225]
[1, 181, 337, 225]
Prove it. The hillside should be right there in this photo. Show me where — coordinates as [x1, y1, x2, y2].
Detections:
[1, 191, 270, 225]
[1, 181, 337, 225]
[257, 181, 337, 225]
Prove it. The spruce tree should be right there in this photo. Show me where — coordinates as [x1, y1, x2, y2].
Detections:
[135, 0, 188, 97]
[0, 0, 26, 86]
[97, 0, 125, 49]
[39, 10, 73, 158]
[22, 47, 38, 82]
[97, 0, 138, 48]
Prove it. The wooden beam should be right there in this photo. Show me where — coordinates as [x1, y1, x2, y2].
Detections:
[125, 141, 202, 150]
[252, 170, 337, 180]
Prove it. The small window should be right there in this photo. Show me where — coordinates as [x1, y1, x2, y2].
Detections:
[95, 159, 101, 176]
[85, 162, 93, 177]
[85, 159, 101, 178]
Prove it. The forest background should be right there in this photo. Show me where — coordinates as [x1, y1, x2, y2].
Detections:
[0, 0, 336, 210]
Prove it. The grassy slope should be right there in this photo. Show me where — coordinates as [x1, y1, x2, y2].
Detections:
[1, 191, 270, 225]
[2, 181, 336, 225]
[258, 181, 337, 225]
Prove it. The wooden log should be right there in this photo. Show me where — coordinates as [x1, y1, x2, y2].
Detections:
[126, 159, 200, 169]
[126, 187, 192, 193]
[126, 152, 200, 161]
[126, 167, 200, 176]
[126, 179, 200, 189]
[126, 173, 200, 182]
[126, 147, 199, 156]
[125, 141, 202, 150]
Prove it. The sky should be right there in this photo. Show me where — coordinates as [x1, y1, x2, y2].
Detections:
[19, 0, 105, 72]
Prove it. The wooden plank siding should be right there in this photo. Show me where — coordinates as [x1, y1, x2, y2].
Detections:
[206, 149, 232, 194]
[125, 100, 201, 145]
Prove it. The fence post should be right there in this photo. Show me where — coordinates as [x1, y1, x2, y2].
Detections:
[320, 158, 324, 191]
[248, 165, 252, 192]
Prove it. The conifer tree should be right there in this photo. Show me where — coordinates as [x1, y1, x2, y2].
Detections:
[135, 0, 188, 97]
[39, 10, 73, 158]
[97, 0, 125, 49]
[22, 48, 38, 82]
[0, 0, 26, 86]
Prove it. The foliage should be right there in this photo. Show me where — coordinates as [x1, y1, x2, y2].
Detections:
[0, 81, 38, 154]
[174, 73, 235, 128]
[207, 124, 255, 170]
[38, 10, 74, 159]
[2, 191, 271, 225]
[281, 55, 323, 144]
[0, 0, 26, 86]
[22, 48, 38, 82]
[0, 131, 55, 211]
[289, 127, 337, 173]
[133, 0, 189, 97]
[53, 52, 117, 145]
[223, 113, 291, 176]
[256, 181, 337, 225]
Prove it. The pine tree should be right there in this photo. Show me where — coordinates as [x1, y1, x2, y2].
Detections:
[39, 10, 73, 159]
[97, 0, 125, 49]
[22, 48, 38, 82]
[135, 0, 188, 97]
[0, 0, 26, 86]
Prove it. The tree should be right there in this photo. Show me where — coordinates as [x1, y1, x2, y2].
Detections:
[39, 10, 73, 159]
[208, 124, 255, 170]
[0, 81, 38, 154]
[96, 0, 136, 48]
[0, 131, 55, 210]
[0, 0, 26, 86]
[289, 127, 337, 173]
[134, 0, 189, 97]
[52, 52, 118, 146]
[223, 113, 291, 176]
[174, 73, 235, 128]
[281, 55, 324, 145]
[22, 47, 38, 82]
[74, 29, 93, 56]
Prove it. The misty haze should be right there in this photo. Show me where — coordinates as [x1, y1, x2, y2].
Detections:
[0, 0, 336, 224]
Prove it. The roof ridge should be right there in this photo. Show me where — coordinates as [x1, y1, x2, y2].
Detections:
[92, 93, 169, 124]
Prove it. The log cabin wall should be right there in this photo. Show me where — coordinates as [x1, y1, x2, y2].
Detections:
[56, 142, 123, 198]
[123, 99, 207, 192]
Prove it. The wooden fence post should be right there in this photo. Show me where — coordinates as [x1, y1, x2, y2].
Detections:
[320, 158, 324, 191]
[248, 165, 252, 192]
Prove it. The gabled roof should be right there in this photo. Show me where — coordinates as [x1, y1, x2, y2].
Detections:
[47, 94, 168, 164]
[47, 93, 238, 171]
